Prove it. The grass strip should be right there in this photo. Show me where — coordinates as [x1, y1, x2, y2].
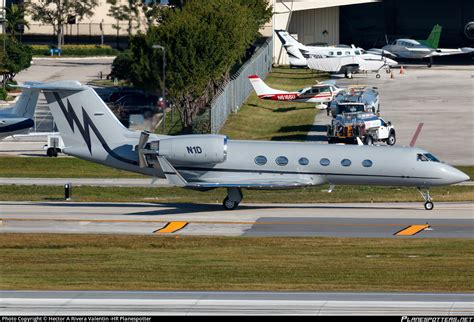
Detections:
[0, 184, 471, 203]
[220, 67, 325, 141]
[0, 234, 472, 292]
[0, 156, 145, 178]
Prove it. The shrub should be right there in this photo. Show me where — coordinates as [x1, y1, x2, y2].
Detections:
[0, 88, 7, 100]
[30, 44, 118, 56]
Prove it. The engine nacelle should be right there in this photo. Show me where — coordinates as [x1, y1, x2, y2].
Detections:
[157, 134, 228, 164]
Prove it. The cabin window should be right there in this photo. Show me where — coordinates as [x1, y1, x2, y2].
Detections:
[276, 156, 289, 166]
[345, 51, 351, 55]
[328, 51, 334, 55]
[341, 159, 352, 167]
[275, 156, 288, 166]
[337, 51, 342, 55]
[320, 158, 330, 166]
[254, 155, 267, 166]
[362, 159, 373, 167]
[298, 157, 309, 166]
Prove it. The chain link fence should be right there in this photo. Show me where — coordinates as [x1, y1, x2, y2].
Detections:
[210, 37, 273, 133]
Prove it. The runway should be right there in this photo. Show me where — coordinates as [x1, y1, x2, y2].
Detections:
[0, 201, 472, 237]
[1, 290, 472, 315]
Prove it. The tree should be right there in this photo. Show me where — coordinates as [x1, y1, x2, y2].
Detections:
[5, 3, 29, 38]
[111, 0, 272, 132]
[28, 0, 98, 49]
[106, 0, 142, 37]
[0, 36, 32, 86]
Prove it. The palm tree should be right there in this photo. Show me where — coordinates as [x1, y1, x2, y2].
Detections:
[6, 4, 29, 39]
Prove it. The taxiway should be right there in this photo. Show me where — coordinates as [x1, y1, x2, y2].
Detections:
[1, 201, 472, 237]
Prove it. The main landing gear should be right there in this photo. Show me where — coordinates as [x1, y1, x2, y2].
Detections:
[418, 187, 434, 210]
[223, 188, 243, 210]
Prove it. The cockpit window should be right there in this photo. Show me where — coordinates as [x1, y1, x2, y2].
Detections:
[425, 153, 440, 162]
[417, 153, 440, 162]
[417, 154, 428, 162]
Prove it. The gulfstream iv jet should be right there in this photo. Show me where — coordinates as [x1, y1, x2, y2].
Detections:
[26, 81, 468, 210]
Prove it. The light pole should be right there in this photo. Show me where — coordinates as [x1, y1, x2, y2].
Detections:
[152, 44, 166, 132]
[0, 5, 7, 89]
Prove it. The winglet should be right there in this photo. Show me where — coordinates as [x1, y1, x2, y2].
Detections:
[157, 156, 187, 187]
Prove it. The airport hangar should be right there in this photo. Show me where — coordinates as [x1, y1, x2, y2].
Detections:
[266, 0, 474, 66]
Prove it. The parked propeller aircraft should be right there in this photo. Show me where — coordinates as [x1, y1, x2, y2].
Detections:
[0, 84, 40, 140]
[376, 24, 474, 66]
[24, 81, 469, 211]
[248, 75, 342, 108]
[275, 29, 398, 77]
[307, 54, 396, 79]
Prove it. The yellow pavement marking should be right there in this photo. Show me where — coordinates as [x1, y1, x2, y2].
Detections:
[154, 221, 188, 234]
[395, 224, 430, 236]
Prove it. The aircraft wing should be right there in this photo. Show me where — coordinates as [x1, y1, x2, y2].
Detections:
[157, 156, 324, 189]
[366, 48, 397, 58]
[428, 47, 474, 57]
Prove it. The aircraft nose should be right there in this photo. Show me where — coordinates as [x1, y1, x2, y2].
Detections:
[445, 167, 470, 184]
[388, 58, 398, 67]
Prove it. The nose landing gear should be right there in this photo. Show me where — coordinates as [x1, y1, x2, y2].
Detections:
[418, 187, 434, 210]
[223, 188, 243, 210]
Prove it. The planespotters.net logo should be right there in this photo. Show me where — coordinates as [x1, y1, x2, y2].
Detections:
[402, 317, 474, 322]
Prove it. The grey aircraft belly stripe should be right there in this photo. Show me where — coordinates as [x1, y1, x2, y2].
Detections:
[175, 166, 441, 180]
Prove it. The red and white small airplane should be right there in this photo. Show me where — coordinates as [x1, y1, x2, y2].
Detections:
[248, 75, 343, 109]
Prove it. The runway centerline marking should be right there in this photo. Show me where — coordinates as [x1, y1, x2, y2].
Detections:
[395, 224, 431, 236]
[154, 222, 188, 234]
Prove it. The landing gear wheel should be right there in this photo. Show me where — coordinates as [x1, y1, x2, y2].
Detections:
[424, 201, 434, 211]
[418, 187, 434, 211]
[223, 197, 239, 210]
[376, 73, 381, 79]
[47, 147, 55, 157]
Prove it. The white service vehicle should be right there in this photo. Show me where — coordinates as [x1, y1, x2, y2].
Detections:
[43, 133, 64, 157]
[363, 117, 396, 146]
[327, 113, 396, 146]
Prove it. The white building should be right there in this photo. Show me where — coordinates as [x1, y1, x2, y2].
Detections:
[265, 0, 380, 65]
[0, 0, 5, 35]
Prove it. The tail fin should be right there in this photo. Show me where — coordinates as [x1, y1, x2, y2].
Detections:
[420, 24, 442, 49]
[248, 75, 288, 96]
[32, 81, 134, 165]
[11, 85, 40, 118]
[275, 30, 308, 66]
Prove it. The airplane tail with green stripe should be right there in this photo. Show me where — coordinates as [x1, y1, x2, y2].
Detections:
[419, 24, 442, 49]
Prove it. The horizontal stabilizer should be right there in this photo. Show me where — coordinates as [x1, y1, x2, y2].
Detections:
[16, 81, 86, 92]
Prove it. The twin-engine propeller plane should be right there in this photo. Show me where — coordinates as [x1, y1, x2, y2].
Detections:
[376, 24, 474, 67]
[24, 81, 469, 210]
[275, 29, 398, 78]
[248, 75, 342, 109]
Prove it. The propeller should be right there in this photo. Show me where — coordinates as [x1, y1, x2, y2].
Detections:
[409, 123, 424, 147]
[465, 22, 474, 40]
[137, 131, 150, 168]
